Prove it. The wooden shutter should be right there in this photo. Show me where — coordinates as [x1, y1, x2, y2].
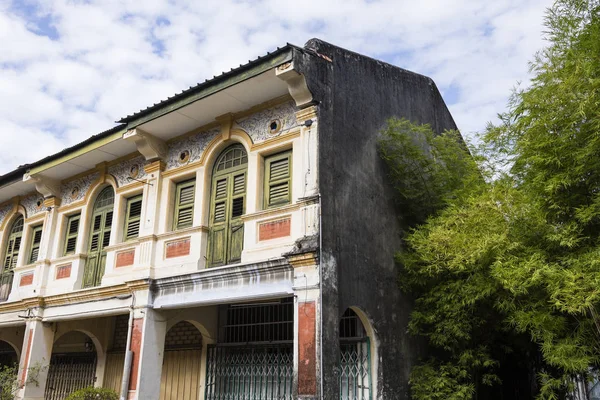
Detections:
[28, 225, 43, 264]
[174, 180, 195, 230]
[264, 151, 292, 208]
[4, 217, 23, 270]
[63, 214, 80, 255]
[124, 195, 143, 240]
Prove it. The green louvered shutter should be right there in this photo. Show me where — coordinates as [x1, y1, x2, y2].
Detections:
[124, 195, 143, 240]
[4, 216, 23, 270]
[173, 180, 195, 230]
[264, 151, 292, 208]
[63, 214, 80, 255]
[29, 225, 43, 264]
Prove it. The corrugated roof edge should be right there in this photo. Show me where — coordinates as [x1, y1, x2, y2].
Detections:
[0, 41, 316, 189]
[0, 123, 126, 188]
[117, 43, 306, 124]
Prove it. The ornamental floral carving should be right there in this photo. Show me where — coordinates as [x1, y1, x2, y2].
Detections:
[165, 128, 220, 171]
[21, 193, 44, 218]
[236, 101, 297, 143]
[60, 172, 100, 206]
[108, 156, 148, 187]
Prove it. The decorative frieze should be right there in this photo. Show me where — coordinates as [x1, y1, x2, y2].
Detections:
[258, 217, 291, 241]
[60, 172, 100, 206]
[236, 101, 298, 143]
[115, 250, 135, 268]
[108, 156, 148, 187]
[21, 193, 44, 218]
[19, 273, 34, 286]
[0, 203, 12, 228]
[56, 264, 72, 279]
[166, 128, 220, 171]
[165, 238, 191, 258]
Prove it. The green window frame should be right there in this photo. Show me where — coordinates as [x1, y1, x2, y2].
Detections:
[63, 213, 80, 256]
[173, 179, 195, 230]
[124, 195, 143, 240]
[264, 150, 292, 208]
[3, 216, 24, 270]
[29, 225, 43, 264]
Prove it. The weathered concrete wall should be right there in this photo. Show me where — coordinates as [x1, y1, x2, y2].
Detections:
[295, 39, 458, 399]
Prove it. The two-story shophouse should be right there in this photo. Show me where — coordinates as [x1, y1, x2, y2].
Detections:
[0, 39, 458, 400]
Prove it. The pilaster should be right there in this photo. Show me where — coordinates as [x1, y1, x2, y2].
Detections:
[19, 318, 54, 400]
[132, 308, 167, 400]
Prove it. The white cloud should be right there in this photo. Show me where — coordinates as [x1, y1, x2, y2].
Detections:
[0, 0, 553, 174]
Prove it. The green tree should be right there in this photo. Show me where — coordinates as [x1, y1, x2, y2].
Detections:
[379, 1, 600, 398]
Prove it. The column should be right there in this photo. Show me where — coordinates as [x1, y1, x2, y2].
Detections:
[19, 318, 54, 400]
[130, 308, 167, 400]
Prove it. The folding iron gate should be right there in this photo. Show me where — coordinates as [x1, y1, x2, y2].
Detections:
[45, 353, 97, 400]
[205, 344, 293, 400]
[340, 338, 372, 400]
[339, 309, 372, 400]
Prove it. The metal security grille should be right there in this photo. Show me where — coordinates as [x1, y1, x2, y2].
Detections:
[206, 299, 294, 399]
[45, 353, 97, 400]
[220, 299, 294, 344]
[339, 309, 372, 400]
[205, 344, 293, 400]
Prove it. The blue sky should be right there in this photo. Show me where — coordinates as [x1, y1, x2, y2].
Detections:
[0, 0, 552, 175]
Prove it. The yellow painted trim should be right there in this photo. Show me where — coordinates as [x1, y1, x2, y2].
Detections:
[287, 252, 318, 268]
[0, 204, 18, 232]
[241, 197, 316, 222]
[295, 106, 318, 122]
[24, 213, 45, 225]
[251, 130, 300, 152]
[115, 181, 145, 194]
[28, 128, 126, 176]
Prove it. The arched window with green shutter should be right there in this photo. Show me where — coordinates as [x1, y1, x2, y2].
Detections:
[207, 144, 248, 267]
[83, 186, 114, 288]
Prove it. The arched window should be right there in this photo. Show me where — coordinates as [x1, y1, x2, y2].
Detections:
[207, 145, 248, 267]
[83, 187, 114, 288]
[339, 309, 372, 400]
[3, 216, 24, 270]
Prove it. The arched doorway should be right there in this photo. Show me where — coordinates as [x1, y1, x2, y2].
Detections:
[159, 321, 203, 400]
[339, 308, 372, 400]
[83, 187, 114, 288]
[45, 331, 98, 400]
[0, 340, 18, 367]
[0, 215, 24, 301]
[207, 144, 248, 267]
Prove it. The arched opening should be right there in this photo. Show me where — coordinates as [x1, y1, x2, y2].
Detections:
[159, 321, 203, 400]
[0, 215, 24, 301]
[45, 331, 98, 400]
[339, 308, 372, 400]
[83, 186, 114, 288]
[0, 340, 18, 367]
[207, 144, 248, 267]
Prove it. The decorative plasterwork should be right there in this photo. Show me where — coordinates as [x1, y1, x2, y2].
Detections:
[165, 128, 220, 171]
[60, 172, 100, 206]
[108, 155, 148, 187]
[21, 193, 44, 218]
[235, 101, 297, 143]
[275, 61, 314, 108]
[0, 204, 12, 228]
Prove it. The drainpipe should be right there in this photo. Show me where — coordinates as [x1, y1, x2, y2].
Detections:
[318, 194, 324, 399]
[120, 293, 136, 400]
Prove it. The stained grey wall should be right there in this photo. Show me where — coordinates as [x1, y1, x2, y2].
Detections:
[295, 39, 458, 399]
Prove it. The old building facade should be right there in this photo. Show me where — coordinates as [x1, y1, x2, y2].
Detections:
[0, 39, 457, 400]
